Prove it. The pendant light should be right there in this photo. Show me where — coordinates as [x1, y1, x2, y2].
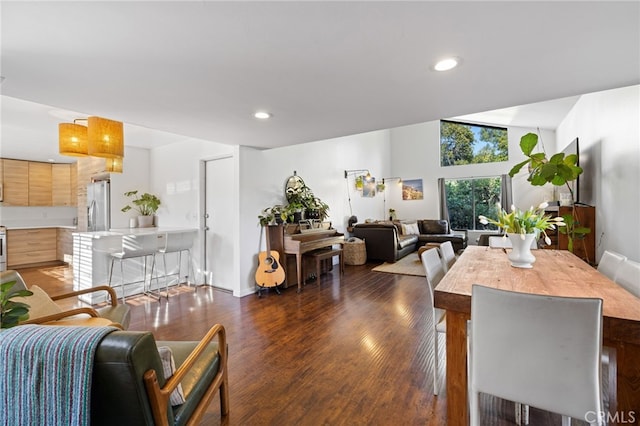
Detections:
[58, 122, 88, 156]
[105, 157, 123, 173]
[88, 116, 124, 158]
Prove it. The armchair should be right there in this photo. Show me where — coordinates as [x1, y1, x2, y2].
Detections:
[92, 324, 229, 425]
[0, 269, 131, 329]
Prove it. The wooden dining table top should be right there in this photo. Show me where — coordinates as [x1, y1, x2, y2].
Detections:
[434, 245, 640, 425]
[434, 246, 640, 340]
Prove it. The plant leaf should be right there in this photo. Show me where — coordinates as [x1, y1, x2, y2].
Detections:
[519, 133, 538, 156]
[508, 159, 530, 177]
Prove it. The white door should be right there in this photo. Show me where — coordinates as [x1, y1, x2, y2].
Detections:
[204, 156, 235, 291]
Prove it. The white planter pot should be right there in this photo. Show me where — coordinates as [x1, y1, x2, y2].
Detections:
[507, 233, 536, 268]
[137, 215, 154, 228]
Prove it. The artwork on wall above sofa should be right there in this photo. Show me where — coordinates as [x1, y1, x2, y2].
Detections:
[363, 177, 376, 198]
[402, 179, 423, 200]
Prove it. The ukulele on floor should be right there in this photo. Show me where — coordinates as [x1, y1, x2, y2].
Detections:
[255, 226, 285, 295]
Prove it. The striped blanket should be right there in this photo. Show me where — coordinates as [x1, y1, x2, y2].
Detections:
[0, 325, 117, 426]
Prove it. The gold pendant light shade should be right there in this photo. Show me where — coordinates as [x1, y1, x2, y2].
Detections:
[58, 123, 88, 156]
[88, 116, 124, 158]
[104, 157, 123, 173]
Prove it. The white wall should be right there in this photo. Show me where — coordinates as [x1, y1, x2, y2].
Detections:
[261, 129, 391, 233]
[149, 137, 235, 289]
[556, 85, 640, 262]
[388, 121, 553, 221]
[110, 146, 151, 229]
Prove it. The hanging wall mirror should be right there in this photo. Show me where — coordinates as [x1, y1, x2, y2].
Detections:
[285, 171, 308, 203]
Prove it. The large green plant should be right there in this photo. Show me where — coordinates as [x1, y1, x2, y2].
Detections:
[508, 132, 590, 255]
[0, 281, 33, 328]
[121, 190, 161, 216]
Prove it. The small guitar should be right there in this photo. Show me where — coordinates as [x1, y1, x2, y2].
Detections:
[255, 226, 285, 291]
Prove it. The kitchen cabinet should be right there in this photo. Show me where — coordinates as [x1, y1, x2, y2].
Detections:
[28, 161, 52, 206]
[57, 228, 74, 263]
[0, 158, 75, 207]
[7, 228, 58, 268]
[52, 163, 73, 206]
[2, 159, 29, 206]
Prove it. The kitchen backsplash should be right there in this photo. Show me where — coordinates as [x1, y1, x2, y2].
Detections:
[0, 206, 77, 228]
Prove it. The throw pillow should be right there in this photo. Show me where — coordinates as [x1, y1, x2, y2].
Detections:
[157, 345, 187, 406]
[11, 285, 63, 320]
[402, 222, 420, 235]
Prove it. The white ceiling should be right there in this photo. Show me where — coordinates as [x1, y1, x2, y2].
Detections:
[1, 1, 638, 164]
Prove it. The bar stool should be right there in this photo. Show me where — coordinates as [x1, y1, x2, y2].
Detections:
[157, 231, 196, 292]
[108, 235, 166, 302]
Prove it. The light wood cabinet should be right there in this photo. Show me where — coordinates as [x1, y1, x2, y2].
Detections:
[57, 228, 74, 263]
[28, 162, 52, 206]
[7, 228, 58, 268]
[2, 159, 29, 206]
[1, 158, 76, 206]
[52, 163, 72, 206]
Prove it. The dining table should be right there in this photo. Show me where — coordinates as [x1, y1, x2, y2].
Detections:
[434, 245, 640, 425]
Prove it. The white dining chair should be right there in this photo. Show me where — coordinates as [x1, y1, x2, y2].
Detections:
[614, 258, 640, 298]
[438, 241, 456, 272]
[420, 248, 446, 396]
[598, 250, 627, 281]
[468, 285, 605, 426]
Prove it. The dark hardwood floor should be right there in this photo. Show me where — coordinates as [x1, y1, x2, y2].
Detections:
[18, 261, 570, 425]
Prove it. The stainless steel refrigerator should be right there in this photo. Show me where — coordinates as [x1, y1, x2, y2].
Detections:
[87, 180, 111, 232]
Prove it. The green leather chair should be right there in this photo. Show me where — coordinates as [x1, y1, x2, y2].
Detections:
[91, 324, 229, 426]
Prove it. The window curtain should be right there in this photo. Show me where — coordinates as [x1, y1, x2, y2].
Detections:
[438, 178, 450, 223]
[500, 174, 513, 211]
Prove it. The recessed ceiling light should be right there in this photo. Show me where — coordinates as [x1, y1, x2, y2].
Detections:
[254, 111, 271, 120]
[433, 57, 461, 72]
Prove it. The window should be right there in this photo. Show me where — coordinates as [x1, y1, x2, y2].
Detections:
[445, 177, 501, 230]
[440, 120, 508, 167]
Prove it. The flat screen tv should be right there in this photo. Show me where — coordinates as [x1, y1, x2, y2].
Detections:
[558, 137, 595, 206]
[560, 137, 579, 204]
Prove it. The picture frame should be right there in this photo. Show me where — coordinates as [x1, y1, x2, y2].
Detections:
[402, 179, 423, 200]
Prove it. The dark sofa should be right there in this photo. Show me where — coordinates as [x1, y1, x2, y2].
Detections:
[416, 219, 467, 252]
[352, 223, 418, 263]
[352, 219, 467, 263]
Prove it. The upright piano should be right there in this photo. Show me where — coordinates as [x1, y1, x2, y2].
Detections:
[266, 225, 344, 292]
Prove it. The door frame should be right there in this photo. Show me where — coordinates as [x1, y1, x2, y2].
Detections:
[199, 154, 234, 288]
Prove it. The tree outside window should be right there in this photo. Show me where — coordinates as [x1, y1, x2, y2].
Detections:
[445, 177, 501, 230]
[440, 120, 508, 167]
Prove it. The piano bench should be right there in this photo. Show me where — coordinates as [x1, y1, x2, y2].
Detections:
[304, 248, 344, 284]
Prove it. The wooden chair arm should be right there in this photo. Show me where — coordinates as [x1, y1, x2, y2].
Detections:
[144, 324, 228, 426]
[50, 285, 119, 307]
[21, 307, 100, 324]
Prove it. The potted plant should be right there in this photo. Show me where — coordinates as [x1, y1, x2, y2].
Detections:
[1, 280, 33, 328]
[479, 202, 565, 268]
[508, 132, 590, 256]
[121, 190, 161, 228]
[305, 197, 330, 221]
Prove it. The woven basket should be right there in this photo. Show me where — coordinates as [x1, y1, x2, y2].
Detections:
[344, 238, 367, 265]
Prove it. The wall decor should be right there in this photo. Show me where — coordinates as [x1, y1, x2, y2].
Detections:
[363, 177, 376, 198]
[402, 179, 424, 200]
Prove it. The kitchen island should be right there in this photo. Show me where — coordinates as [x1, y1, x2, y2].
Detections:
[72, 227, 198, 303]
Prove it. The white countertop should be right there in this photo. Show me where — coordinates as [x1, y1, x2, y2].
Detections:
[5, 225, 77, 230]
[72, 227, 198, 238]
